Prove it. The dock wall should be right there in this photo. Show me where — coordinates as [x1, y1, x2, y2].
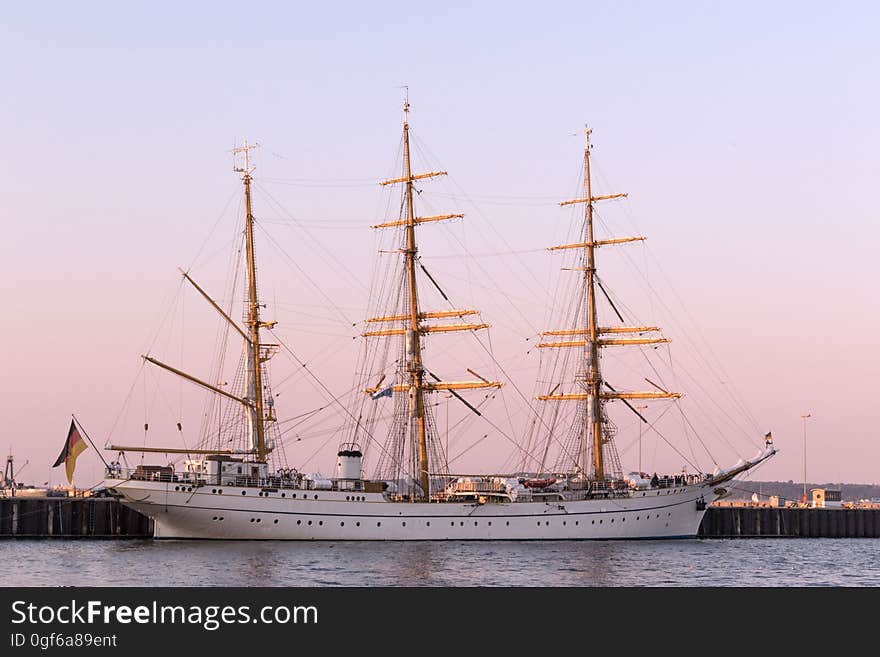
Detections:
[0, 497, 152, 538]
[698, 506, 880, 538]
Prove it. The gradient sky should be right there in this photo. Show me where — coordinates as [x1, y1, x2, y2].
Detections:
[2, 1, 878, 488]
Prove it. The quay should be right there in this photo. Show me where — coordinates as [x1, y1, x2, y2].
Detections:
[699, 505, 880, 538]
[1, 496, 879, 538]
[0, 496, 152, 538]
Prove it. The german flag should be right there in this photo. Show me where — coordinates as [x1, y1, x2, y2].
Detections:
[53, 420, 88, 484]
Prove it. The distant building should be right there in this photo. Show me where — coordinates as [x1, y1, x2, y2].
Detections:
[769, 495, 784, 508]
[811, 488, 842, 509]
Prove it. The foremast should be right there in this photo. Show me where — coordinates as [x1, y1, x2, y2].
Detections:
[233, 140, 271, 463]
[367, 95, 501, 500]
[120, 140, 278, 463]
[538, 128, 679, 480]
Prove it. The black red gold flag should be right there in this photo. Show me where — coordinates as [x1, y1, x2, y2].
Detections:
[52, 419, 88, 484]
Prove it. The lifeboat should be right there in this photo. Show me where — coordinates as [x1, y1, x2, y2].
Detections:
[522, 477, 556, 489]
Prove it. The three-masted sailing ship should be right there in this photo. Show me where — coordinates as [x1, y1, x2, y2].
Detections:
[104, 102, 776, 539]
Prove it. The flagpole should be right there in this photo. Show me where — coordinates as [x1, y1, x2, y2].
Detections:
[71, 414, 110, 469]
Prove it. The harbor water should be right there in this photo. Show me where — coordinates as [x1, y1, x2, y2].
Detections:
[3, 538, 878, 586]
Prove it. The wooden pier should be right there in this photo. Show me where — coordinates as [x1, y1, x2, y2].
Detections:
[2, 497, 879, 538]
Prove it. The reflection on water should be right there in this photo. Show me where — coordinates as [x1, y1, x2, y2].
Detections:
[3, 539, 879, 587]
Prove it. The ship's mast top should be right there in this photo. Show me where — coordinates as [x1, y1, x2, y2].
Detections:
[232, 139, 256, 178]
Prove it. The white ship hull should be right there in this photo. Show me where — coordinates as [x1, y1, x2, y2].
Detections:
[105, 478, 720, 540]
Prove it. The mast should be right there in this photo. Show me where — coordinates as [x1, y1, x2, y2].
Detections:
[371, 94, 501, 500]
[233, 140, 269, 462]
[401, 96, 430, 500]
[582, 128, 604, 480]
[539, 128, 678, 480]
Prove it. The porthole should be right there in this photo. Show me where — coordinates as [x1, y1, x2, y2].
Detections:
[314, 495, 318, 500]
[281, 493, 285, 498]
[575, 521, 579, 526]
[506, 521, 510, 526]
[474, 522, 478, 527]
[537, 521, 541, 526]
[622, 517, 625, 522]
[426, 521, 431, 527]
[218, 489, 222, 494]
[211, 489, 216, 494]
[546, 521, 550, 526]
[488, 521, 492, 526]
[273, 519, 279, 524]
[451, 521, 455, 527]
[611, 518, 614, 523]
[318, 521, 323, 526]
[242, 491, 247, 496]
[256, 518, 261, 523]
[402, 522, 406, 527]
[346, 496, 350, 501]
[292, 494, 296, 499]
[249, 518, 254, 523]
[591, 520, 595, 525]
[377, 522, 381, 527]
[562, 521, 566, 526]
[340, 521, 345, 527]
[219, 517, 224, 521]
[460, 521, 464, 526]
[297, 520, 302, 525]
[307, 520, 312, 526]
[212, 516, 217, 521]
[599, 519, 603, 524]
[356, 522, 361, 527]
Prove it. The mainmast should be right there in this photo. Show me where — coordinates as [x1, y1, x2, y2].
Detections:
[401, 97, 431, 500]
[368, 94, 501, 500]
[538, 127, 678, 481]
[233, 140, 269, 463]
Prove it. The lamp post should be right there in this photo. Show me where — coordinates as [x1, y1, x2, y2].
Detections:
[801, 413, 812, 504]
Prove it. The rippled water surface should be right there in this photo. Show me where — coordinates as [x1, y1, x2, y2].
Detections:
[3, 538, 878, 586]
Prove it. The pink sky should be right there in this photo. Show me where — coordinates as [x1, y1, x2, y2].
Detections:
[2, 2, 877, 488]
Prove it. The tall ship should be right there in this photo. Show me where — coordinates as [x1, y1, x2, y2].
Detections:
[104, 100, 776, 539]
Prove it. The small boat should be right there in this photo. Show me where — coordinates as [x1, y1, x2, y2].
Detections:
[522, 478, 557, 489]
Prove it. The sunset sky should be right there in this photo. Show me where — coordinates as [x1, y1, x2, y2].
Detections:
[2, 1, 877, 489]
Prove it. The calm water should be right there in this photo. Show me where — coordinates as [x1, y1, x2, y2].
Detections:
[3, 538, 878, 586]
